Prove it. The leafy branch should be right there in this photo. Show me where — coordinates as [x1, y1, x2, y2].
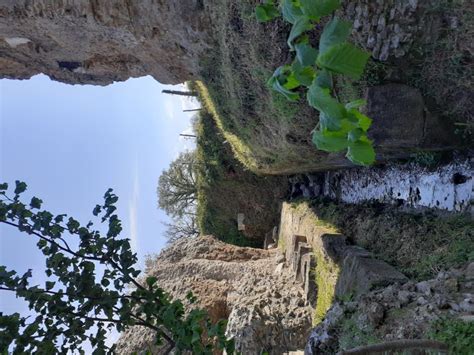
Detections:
[0, 181, 234, 354]
[256, 0, 375, 165]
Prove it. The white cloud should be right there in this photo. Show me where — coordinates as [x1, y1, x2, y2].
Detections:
[163, 98, 175, 120]
[128, 167, 139, 254]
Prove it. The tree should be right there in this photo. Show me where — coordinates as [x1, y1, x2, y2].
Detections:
[157, 151, 198, 219]
[163, 215, 199, 244]
[0, 181, 234, 354]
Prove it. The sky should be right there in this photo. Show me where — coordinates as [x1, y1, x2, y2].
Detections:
[0, 74, 199, 345]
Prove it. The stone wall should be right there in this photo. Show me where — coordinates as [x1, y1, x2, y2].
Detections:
[289, 156, 473, 213]
[341, 0, 440, 60]
[306, 262, 474, 353]
[0, 0, 211, 85]
[278, 202, 407, 318]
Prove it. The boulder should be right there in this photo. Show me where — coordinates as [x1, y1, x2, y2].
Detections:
[335, 246, 408, 298]
[366, 84, 455, 152]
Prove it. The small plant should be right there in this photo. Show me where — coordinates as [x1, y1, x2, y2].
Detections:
[410, 151, 440, 167]
[429, 318, 474, 355]
[255, 0, 374, 166]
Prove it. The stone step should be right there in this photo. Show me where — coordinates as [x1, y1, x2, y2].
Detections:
[301, 253, 317, 307]
[293, 242, 312, 282]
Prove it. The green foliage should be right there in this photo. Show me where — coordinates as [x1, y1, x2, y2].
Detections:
[267, 65, 301, 101]
[300, 0, 340, 20]
[255, 1, 279, 22]
[157, 151, 198, 219]
[429, 318, 474, 355]
[410, 151, 441, 168]
[317, 43, 369, 79]
[0, 182, 234, 354]
[256, 1, 374, 165]
[338, 315, 380, 351]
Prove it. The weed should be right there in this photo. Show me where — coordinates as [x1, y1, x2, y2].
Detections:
[258, 3, 375, 166]
[429, 318, 474, 355]
[409, 151, 441, 168]
[338, 316, 381, 351]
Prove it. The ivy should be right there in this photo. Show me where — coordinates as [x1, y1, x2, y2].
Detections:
[255, 1, 375, 165]
[0, 182, 234, 354]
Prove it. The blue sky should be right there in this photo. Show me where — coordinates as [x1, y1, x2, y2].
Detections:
[0, 74, 198, 324]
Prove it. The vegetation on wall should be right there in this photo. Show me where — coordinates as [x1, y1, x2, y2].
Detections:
[194, 100, 287, 247]
[307, 198, 474, 280]
[429, 318, 474, 355]
[256, 0, 374, 166]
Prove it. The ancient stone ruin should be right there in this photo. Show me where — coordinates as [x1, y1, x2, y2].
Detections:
[115, 236, 313, 354]
[0, 0, 210, 85]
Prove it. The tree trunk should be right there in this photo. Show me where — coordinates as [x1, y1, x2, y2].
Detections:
[338, 339, 449, 355]
[162, 90, 198, 97]
[183, 108, 202, 112]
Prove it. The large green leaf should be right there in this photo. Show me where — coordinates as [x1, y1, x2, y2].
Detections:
[317, 42, 370, 79]
[347, 108, 372, 131]
[312, 129, 348, 152]
[292, 60, 315, 87]
[346, 140, 375, 165]
[307, 81, 346, 121]
[319, 17, 352, 54]
[300, 0, 340, 21]
[345, 99, 366, 110]
[295, 43, 319, 66]
[288, 17, 313, 49]
[255, 3, 280, 22]
[318, 112, 341, 131]
[315, 68, 333, 89]
[281, 0, 303, 24]
[283, 71, 300, 89]
[268, 66, 300, 101]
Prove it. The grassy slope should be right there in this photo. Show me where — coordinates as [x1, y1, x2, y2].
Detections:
[200, 0, 472, 175]
[200, 0, 325, 175]
[195, 103, 287, 247]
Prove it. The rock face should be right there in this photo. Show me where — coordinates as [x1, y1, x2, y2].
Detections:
[0, 0, 211, 85]
[289, 156, 473, 213]
[366, 84, 457, 151]
[115, 236, 312, 354]
[341, 0, 441, 60]
[306, 262, 474, 354]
